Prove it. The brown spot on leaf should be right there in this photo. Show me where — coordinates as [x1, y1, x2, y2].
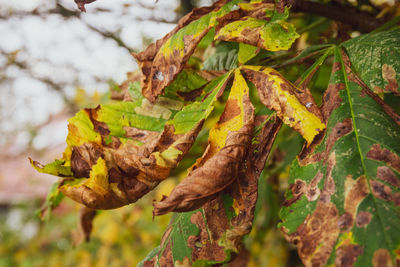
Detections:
[85, 107, 110, 136]
[338, 212, 353, 232]
[321, 81, 344, 122]
[284, 202, 339, 267]
[71, 143, 103, 178]
[283, 154, 339, 267]
[327, 118, 353, 154]
[298, 113, 351, 167]
[123, 126, 159, 143]
[159, 242, 174, 267]
[283, 180, 306, 206]
[177, 86, 204, 101]
[382, 64, 399, 94]
[188, 210, 226, 262]
[283, 171, 323, 206]
[356, 211, 372, 228]
[371, 179, 392, 201]
[367, 144, 400, 173]
[344, 175, 369, 229]
[335, 244, 363, 267]
[393, 192, 400, 207]
[376, 166, 400, 187]
[217, 99, 241, 124]
[331, 62, 342, 73]
[372, 249, 393, 267]
[108, 167, 122, 183]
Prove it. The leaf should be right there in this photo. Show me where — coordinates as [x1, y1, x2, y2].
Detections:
[203, 47, 238, 71]
[30, 158, 73, 177]
[144, 115, 282, 266]
[35, 181, 65, 220]
[72, 206, 97, 244]
[342, 28, 400, 95]
[163, 69, 208, 100]
[279, 47, 400, 267]
[134, 0, 243, 102]
[241, 65, 325, 144]
[32, 74, 232, 210]
[153, 69, 254, 215]
[215, 4, 299, 52]
[238, 43, 259, 64]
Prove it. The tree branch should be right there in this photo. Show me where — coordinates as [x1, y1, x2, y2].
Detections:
[289, 0, 384, 32]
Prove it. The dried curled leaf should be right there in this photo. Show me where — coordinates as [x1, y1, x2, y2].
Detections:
[153, 124, 253, 215]
[72, 206, 96, 244]
[154, 69, 254, 215]
[144, 115, 283, 266]
[133, 0, 242, 102]
[215, 3, 299, 52]
[241, 65, 325, 144]
[32, 75, 231, 210]
[279, 47, 400, 267]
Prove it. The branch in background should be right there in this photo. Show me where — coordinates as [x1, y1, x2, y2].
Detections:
[289, 0, 385, 32]
[85, 23, 136, 53]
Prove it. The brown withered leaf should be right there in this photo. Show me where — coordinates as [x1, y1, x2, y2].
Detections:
[241, 65, 325, 144]
[154, 69, 254, 215]
[144, 116, 282, 266]
[33, 70, 232, 211]
[72, 206, 96, 245]
[60, 121, 204, 210]
[133, 0, 238, 102]
[153, 123, 253, 215]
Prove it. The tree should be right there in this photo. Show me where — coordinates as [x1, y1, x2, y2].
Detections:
[32, 0, 400, 266]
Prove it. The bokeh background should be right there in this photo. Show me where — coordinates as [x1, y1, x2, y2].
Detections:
[0, 1, 303, 266]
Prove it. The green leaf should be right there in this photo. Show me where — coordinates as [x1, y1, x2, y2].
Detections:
[169, 72, 232, 134]
[36, 181, 65, 220]
[215, 6, 299, 52]
[163, 69, 208, 99]
[342, 28, 400, 95]
[279, 47, 400, 267]
[238, 43, 259, 64]
[30, 158, 73, 177]
[278, 44, 333, 67]
[203, 42, 239, 71]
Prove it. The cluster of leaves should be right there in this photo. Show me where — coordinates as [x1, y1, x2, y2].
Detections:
[32, 0, 400, 266]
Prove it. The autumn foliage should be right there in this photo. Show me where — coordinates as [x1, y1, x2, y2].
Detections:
[32, 0, 400, 266]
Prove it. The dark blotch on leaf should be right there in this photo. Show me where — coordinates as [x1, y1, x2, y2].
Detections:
[335, 244, 363, 267]
[338, 212, 353, 231]
[356, 211, 372, 228]
[71, 143, 103, 178]
[370, 180, 392, 201]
